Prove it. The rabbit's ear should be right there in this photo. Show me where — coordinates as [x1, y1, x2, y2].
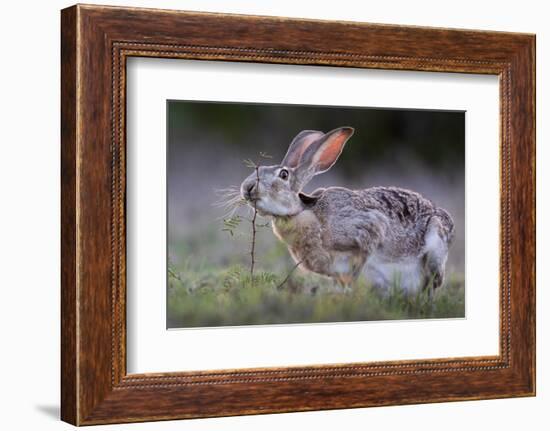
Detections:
[300, 127, 354, 175]
[281, 130, 324, 168]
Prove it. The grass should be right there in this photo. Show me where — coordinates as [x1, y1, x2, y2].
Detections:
[167, 262, 465, 328]
[167, 215, 465, 329]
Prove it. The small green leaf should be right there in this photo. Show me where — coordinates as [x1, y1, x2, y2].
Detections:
[243, 158, 256, 168]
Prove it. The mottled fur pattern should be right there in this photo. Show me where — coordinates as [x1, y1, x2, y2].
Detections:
[240, 127, 455, 292]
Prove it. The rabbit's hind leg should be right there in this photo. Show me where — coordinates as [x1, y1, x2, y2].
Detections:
[421, 218, 449, 292]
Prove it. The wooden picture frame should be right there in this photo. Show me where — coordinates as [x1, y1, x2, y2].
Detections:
[61, 4, 535, 425]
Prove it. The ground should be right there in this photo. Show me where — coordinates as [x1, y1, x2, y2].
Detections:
[167, 261, 465, 328]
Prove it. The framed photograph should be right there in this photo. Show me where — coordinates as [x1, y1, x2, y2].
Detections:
[61, 4, 535, 425]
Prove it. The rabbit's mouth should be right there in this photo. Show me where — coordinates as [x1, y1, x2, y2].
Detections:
[243, 193, 259, 204]
[244, 196, 268, 212]
[253, 198, 296, 218]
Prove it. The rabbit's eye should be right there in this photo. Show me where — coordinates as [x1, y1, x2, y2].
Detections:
[279, 169, 289, 180]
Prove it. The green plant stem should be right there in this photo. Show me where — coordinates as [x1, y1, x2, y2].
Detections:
[250, 165, 259, 279]
[276, 260, 303, 290]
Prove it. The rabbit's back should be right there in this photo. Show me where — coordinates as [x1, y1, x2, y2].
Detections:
[312, 186, 454, 259]
[359, 186, 454, 244]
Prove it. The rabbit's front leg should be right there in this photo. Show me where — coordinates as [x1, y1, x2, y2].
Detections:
[330, 252, 366, 291]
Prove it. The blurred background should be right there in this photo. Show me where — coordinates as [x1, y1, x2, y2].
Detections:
[167, 100, 465, 327]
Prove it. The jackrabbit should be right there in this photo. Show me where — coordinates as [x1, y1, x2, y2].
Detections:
[240, 127, 454, 293]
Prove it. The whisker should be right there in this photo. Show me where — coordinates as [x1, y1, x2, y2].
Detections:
[214, 185, 249, 220]
[214, 186, 241, 208]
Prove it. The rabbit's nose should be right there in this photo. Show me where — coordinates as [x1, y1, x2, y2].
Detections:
[241, 179, 257, 200]
[245, 182, 256, 198]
